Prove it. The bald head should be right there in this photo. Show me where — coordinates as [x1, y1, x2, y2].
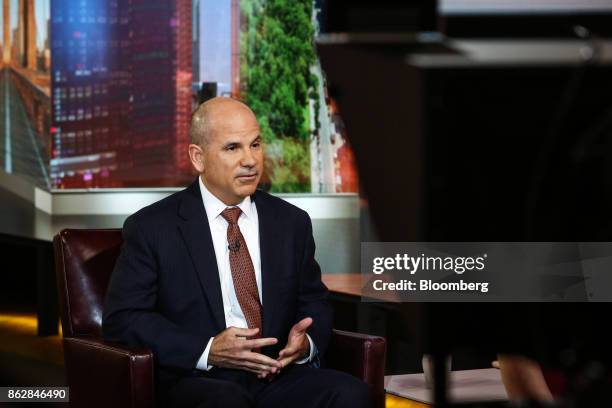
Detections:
[190, 97, 258, 147]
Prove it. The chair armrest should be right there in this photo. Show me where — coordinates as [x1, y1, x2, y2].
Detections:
[63, 337, 154, 408]
[326, 329, 386, 408]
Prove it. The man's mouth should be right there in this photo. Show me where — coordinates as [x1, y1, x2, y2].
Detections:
[237, 173, 257, 181]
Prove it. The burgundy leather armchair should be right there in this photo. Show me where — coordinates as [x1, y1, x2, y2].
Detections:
[54, 229, 386, 408]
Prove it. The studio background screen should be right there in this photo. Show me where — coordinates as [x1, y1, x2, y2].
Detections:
[1, 0, 357, 193]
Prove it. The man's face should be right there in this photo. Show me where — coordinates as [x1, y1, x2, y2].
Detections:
[197, 106, 264, 205]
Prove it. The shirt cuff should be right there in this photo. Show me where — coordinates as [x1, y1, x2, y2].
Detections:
[294, 333, 316, 365]
[196, 337, 214, 371]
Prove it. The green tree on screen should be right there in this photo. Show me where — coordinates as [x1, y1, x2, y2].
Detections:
[241, 0, 318, 192]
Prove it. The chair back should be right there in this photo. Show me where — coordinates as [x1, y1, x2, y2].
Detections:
[54, 229, 123, 337]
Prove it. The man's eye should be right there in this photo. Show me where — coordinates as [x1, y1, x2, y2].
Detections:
[251, 142, 260, 148]
[226, 145, 237, 151]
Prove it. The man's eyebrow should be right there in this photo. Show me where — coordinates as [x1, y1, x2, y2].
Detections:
[222, 140, 240, 148]
[250, 135, 262, 143]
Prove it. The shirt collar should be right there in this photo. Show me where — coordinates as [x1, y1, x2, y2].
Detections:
[198, 176, 254, 222]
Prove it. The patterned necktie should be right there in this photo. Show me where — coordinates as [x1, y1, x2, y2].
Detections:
[221, 207, 263, 338]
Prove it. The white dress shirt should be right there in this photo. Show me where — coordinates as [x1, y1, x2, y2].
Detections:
[196, 177, 315, 370]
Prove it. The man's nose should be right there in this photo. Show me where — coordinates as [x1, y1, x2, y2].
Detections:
[240, 147, 257, 167]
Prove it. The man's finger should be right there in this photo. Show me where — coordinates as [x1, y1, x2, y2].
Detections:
[240, 360, 278, 374]
[243, 351, 282, 368]
[241, 361, 270, 372]
[243, 337, 278, 349]
[239, 362, 277, 377]
[223, 360, 264, 375]
[278, 346, 297, 358]
[241, 366, 269, 376]
[291, 317, 313, 335]
[233, 327, 260, 337]
[278, 356, 295, 368]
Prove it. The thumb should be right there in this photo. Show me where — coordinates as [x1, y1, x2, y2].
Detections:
[291, 317, 313, 336]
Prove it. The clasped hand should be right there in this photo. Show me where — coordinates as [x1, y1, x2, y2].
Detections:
[208, 317, 313, 379]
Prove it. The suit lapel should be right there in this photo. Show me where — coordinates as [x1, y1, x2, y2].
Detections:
[177, 180, 226, 332]
[254, 190, 282, 338]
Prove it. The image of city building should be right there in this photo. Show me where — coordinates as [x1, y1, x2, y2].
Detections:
[192, 0, 239, 105]
[0, 0, 51, 188]
[51, 0, 192, 188]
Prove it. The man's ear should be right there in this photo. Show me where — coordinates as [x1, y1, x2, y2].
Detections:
[188, 144, 205, 173]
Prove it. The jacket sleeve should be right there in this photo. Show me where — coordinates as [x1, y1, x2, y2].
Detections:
[102, 215, 209, 371]
[296, 212, 333, 360]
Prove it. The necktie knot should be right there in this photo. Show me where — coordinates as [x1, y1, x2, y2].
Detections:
[221, 207, 241, 225]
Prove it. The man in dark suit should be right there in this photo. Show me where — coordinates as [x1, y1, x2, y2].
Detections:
[103, 97, 370, 408]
